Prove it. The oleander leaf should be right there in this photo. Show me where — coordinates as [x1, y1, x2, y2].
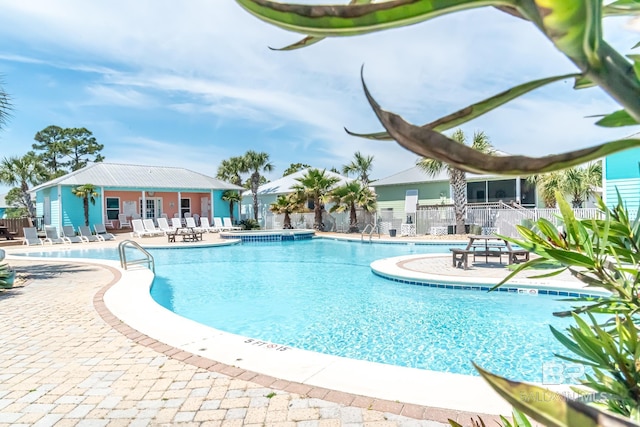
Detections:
[474, 365, 639, 427]
[573, 76, 596, 89]
[535, 0, 599, 64]
[269, 0, 375, 51]
[594, 109, 640, 127]
[346, 73, 580, 140]
[603, 0, 640, 16]
[269, 35, 324, 51]
[628, 54, 640, 80]
[235, 0, 514, 37]
[360, 70, 640, 174]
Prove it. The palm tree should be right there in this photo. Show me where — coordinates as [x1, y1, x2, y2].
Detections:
[293, 169, 340, 230]
[528, 162, 602, 208]
[342, 151, 374, 185]
[526, 172, 564, 208]
[71, 184, 99, 226]
[417, 129, 494, 234]
[269, 192, 305, 229]
[221, 190, 241, 224]
[328, 181, 377, 232]
[0, 77, 11, 132]
[241, 150, 274, 221]
[0, 152, 48, 218]
[216, 156, 244, 187]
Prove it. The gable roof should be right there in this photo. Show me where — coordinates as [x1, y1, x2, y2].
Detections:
[247, 168, 353, 196]
[373, 165, 504, 187]
[31, 163, 244, 192]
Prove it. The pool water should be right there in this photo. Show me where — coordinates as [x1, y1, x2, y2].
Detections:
[19, 239, 575, 382]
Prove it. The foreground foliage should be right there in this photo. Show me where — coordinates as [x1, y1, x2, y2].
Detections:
[236, 0, 640, 175]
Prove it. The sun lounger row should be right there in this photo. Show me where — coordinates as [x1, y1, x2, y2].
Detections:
[129, 217, 242, 238]
[22, 225, 116, 246]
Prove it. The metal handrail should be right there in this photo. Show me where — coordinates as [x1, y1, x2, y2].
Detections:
[118, 239, 155, 272]
[360, 223, 380, 243]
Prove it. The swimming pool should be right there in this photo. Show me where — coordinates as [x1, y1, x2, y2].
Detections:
[18, 239, 575, 382]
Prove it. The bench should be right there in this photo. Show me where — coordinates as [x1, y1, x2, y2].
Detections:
[470, 244, 504, 264]
[450, 248, 474, 270]
[505, 249, 530, 265]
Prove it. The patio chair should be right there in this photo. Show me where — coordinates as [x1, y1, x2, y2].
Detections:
[199, 217, 219, 233]
[157, 217, 176, 234]
[118, 214, 131, 229]
[142, 219, 164, 236]
[170, 217, 184, 231]
[61, 225, 85, 243]
[79, 225, 100, 242]
[44, 226, 70, 244]
[23, 227, 43, 246]
[94, 224, 116, 241]
[185, 217, 204, 233]
[213, 217, 230, 231]
[193, 213, 200, 226]
[223, 217, 242, 231]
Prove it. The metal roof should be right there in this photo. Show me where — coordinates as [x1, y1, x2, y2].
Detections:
[372, 165, 505, 187]
[246, 168, 353, 196]
[31, 163, 244, 192]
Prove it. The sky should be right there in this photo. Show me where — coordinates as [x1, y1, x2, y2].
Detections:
[0, 1, 639, 196]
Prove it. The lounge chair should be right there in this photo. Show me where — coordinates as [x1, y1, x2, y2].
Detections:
[94, 224, 116, 241]
[44, 226, 70, 244]
[143, 219, 165, 236]
[118, 214, 131, 229]
[130, 219, 155, 238]
[213, 217, 230, 231]
[193, 213, 200, 226]
[199, 217, 219, 233]
[171, 217, 184, 231]
[223, 217, 242, 231]
[23, 227, 43, 246]
[79, 225, 100, 242]
[185, 217, 204, 233]
[62, 225, 85, 243]
[157, 217, 176, 234]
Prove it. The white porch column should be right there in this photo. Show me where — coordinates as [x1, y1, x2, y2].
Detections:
[57, 184, 63, 230]
[515, 177, 521, 204]
[141, 191, 146, 218]
[100, 186, 105, 224]
[177, 192, 182, 217]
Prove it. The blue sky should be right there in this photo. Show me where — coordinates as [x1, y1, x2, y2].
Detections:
[0, 1, 638, 196]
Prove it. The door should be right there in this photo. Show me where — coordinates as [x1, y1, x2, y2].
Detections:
[201, 197, 209, 219]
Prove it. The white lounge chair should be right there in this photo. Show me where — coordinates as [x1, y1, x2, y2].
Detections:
[94, 224, 116, 241]
[44, 226, 69, 244]
[223, 217, 242, 231]
[143, 219, 165, 236]
[62, 225, 85, 243]
[157, 217, 175, 234]
[79, 225, 100, 242]
[23, 227, 43, 246]
[131, 219, 154, 238]
[118, 214, 131, 229]
[185, 217, 204, 233]
[199, 217, 219, 233]
[213, 217, 230, 231]
[171, 217, 184, 231]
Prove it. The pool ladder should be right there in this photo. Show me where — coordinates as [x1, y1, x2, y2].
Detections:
[118, 240, 155, 272]
[361, 223, 380, 243]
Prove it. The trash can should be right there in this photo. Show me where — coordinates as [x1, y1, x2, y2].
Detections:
[389, 229, 397, 237]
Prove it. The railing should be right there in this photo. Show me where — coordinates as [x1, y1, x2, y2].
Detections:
[118, 240, 155, 272]
[361, 223, 380, 243]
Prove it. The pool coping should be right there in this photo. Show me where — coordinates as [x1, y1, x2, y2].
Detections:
[6, 241, 594, 422]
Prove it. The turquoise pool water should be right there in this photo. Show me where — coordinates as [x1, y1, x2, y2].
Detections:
[18, 239, 575, 382]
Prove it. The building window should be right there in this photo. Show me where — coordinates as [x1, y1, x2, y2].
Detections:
[106, 197, 120, 220]
[181, 198, 191, 218]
